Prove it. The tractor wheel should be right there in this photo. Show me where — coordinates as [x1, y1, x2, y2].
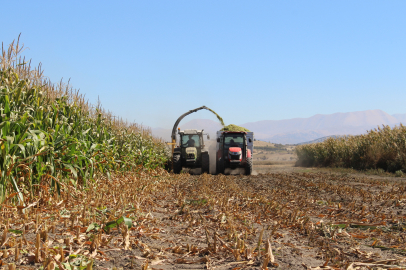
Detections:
[173, 154, 182, 174]
[201, 152, 210, 174]
[245, 157, 253, 175]
[216, 158, 225, 175]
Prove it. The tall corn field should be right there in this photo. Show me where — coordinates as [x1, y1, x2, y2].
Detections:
[296, 125, 406, 172]
[0, 37, 168, 204]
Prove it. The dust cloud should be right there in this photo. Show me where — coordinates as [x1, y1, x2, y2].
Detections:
[178, 139, 217, 175]
[205, 139, 217, 174]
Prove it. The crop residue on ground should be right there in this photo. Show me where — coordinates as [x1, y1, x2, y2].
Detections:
[2, 170, 406, 269]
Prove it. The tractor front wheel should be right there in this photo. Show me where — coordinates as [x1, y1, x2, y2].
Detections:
[173, 154, 182, 174]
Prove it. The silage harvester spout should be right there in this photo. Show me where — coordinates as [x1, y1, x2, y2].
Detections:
[168, 105, 225, 154]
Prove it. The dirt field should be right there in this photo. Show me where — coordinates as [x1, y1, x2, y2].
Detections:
[253, 141, 296, 165]
[3, 164, 406, 270]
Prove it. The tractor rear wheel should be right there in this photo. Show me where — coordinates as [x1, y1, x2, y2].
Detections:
[201, 152, 210, 174]
[245, 157, 253, 175]
[173, 154, 182, 174]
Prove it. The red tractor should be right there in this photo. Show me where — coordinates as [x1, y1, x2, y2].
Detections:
[215, 131, 254, 175]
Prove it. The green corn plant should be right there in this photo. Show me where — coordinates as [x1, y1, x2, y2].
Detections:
[0, 37, 169, 204]
[296, 124, 406, 173]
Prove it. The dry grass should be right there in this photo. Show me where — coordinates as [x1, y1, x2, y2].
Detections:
[254, 141, 275, 147]
[1, 170, 406, 269]
[296, 125, 406, 173]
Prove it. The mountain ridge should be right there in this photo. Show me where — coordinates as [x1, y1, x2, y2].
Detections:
[151, 109, 405, 144]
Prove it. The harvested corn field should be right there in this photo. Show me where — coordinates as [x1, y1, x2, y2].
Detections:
[2, 169, 406, 269]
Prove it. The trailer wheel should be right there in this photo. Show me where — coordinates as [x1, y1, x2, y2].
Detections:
[201, 152, 210, 174]
[245, 157, 253, 175]
[173, 154, 182, 174]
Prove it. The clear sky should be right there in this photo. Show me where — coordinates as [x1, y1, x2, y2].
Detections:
[2, 1, 406, 128]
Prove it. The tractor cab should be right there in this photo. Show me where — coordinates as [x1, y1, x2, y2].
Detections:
[216, 131, 254, 175]
[172, 129, 210, 173]
[178, 129, 205, 166]
[222, 133, 245, 164]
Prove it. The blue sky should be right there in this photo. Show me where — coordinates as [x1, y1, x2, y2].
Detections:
[2, 1, 406, 128]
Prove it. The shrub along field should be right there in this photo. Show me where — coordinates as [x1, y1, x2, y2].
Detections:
[0, 38, 168, 205]
[295, 125, 406, 173]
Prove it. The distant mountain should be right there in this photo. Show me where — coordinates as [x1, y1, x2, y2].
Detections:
[267, 131, 326, 145]
[241, 110, 402, 144]
[149, 127, 170, 141]
[178, 119, 223, 138]
[151, 119, 222, 142]
[152, 110, 406, 144]
[392, 114, 406, 124]
[296, 135, 347, 145]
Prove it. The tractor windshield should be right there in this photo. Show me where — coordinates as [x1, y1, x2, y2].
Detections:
[224, 134, 244, 148]
[181, 134, 201, 147]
